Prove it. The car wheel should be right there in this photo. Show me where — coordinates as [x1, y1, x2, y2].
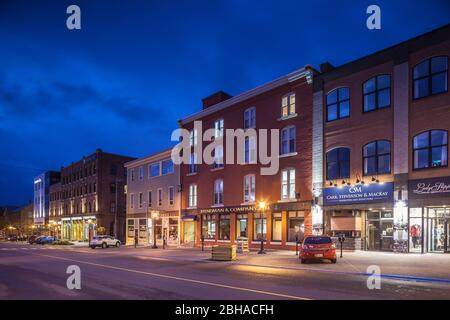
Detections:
[116, 242, 120, 248]
[300, 258, 305, 264]
[331, 259, 337, 264]
[90, 245, 96, 249]
[102, 242, 107, 249]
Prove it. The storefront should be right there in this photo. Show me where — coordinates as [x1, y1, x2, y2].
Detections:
[323, 182, 395, 251]
[61, 216, 97, 241]
[408, 176, 450, 253]
[192, 202, 311, 250]
[126, 211, 179, 246]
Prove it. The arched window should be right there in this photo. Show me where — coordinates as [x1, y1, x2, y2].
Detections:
[326, 87, 350, 122]
[413, 130, 448, 169]
[413, 56, 448, 99]
[363, 75, 391, 112]
[326, 148, 350, 180]
[363, 140, 391, 175]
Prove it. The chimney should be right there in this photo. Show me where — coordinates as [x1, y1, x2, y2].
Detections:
[202, 91, 232, 109]
[320, 62, 335, 73]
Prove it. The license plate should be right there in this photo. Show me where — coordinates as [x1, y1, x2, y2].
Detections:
[314, 254, 323, 258]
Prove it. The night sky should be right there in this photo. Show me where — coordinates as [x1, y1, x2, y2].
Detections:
[0, 0, 449, 205]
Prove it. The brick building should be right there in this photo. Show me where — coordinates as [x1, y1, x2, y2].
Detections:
[179, 67, 315, 250]
[313, 24, 450, 253]
[49, 149, 135, 241]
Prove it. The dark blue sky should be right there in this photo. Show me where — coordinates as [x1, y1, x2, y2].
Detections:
[0, 0, 449, 205]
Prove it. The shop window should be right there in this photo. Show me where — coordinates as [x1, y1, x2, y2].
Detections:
[281, 126, 296, 155]
[363, 140, 391, 175]
[244, 107, 256, 129]
[281, 168, 296, 200]
[363, 75, 391, 112]
[139, 219, 147, 239]
[287, 211, 305, 242]
[214, 179, 224, 205]
[169, 218, 178, 241]
[409, 208, 423, 253]
[243, 174, 255, 203]
[413, 130, 448, 169]
[413, 56, 448, 99]
[253, 213, 267, 241]
[236, 214, 248, 238]
[281, 93, 296, 118]
[326, 87, 350, 122]
[189, 184, 197, 207]
[219, 214, 230, 240]
[272, 213, 282, 241]
[202, 214, 216, 240]
[326, 147, 350, 180]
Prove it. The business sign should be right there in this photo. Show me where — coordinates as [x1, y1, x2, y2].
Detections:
[199, 205, 258, 215]
[323, 182, 394, 205]
[409, 176, 450, 199]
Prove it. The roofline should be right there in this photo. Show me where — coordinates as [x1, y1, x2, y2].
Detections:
[125, 148, 174, 168]
[179, 66, 313, 125]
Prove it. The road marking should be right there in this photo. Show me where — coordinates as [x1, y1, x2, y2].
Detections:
[25, 251, 311, 300]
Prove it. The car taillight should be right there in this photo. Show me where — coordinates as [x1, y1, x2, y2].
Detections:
[331, 244, 336, 249]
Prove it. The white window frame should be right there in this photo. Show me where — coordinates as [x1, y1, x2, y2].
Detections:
[244, 135, 257, 164]
[281, 93, 296, 118]
[189, 152, 198, 174]
[189, 184, 197, 208]
[214, 179, 224, 205]
[281, 168, 296, 200]
[190, 129, 198, 146]
[243, 174, 256, 203]
[149, 162, 161, 178]
[213, 145, 224, 168]
[214, 119, 224, 138]
[281, 126, 296, 155]
[244, 107, 256, 129]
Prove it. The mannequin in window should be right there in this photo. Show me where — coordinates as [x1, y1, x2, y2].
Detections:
[410, 224, 421, 248]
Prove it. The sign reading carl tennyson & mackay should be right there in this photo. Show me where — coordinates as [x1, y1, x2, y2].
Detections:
[409, 176, 450, 199]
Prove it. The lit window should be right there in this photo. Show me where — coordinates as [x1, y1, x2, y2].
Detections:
[243, 174, 255, 203]
[281, 93, 296, 117]
[189, 184, 197, 207]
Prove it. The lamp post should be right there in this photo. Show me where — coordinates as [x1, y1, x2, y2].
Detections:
[87, 219, 93, 246]
[258, 201, 267, 254]
[151, 211, 159, 249]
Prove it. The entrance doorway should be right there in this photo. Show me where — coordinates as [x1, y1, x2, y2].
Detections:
[183, 221, 195, 244]
[427, 208, 449, 253]
[366, 210, 394, 251]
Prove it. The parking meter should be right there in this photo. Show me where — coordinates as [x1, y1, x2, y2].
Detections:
[295, 234, 299, 256]
[338, 233, 345, 258]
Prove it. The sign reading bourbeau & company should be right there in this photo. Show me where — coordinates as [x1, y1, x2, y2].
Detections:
[409, 176, 450, 199]
[323, 182, 394, 206]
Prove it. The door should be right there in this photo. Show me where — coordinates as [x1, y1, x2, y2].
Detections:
[380, 220, 394, 251]
[183, 221, 195, 243]
[367, 220, 381, 250]
[429, 218, 445, 252]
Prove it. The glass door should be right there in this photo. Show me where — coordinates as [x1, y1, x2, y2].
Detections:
[367, 220, 381, 250]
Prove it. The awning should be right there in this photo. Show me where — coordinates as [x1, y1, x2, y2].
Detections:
[181, 215, 197, 221]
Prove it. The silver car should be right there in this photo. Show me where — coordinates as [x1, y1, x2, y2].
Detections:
[90, 235, 121, 249]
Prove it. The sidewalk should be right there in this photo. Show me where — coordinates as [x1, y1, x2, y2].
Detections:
[123, 245, 450, 283]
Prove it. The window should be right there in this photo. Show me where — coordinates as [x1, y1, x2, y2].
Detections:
[110, 164, 117, 176]
[190, 128, 198, 146]
[243, 174, 255, 203]
[413, 56, 448, 99]
[236, 214, 248, 238]
[130, 169, 135, 181]
[363, 140, 391, 175]
[326, 87, 350, 121]
[130, 194, 134, 209]
[218, 214, 230, 240]
[287, 211, 305, 242]
[157, 189, 162, 206]
[138, 192, 143, 208]
[253, 213, 267, 241]
[149, 163, 160, 177]
[139, 166, 144, 180]
[281, 93, 296, 117]
[244, 107, 256, 129]
[189, 153, 198, 174]
[214, 119, 224, 138]
[213, 145, 224, 168]
[281, 126, 296, 155]
[162, 159, 174, 175]
[281, 168, 296, 200]
[326, 148, 350, 180]
[272, 213, 282, 241]
[168, 186, 174, 206]
[244, 135, 256, 164]
[214, 179, 224, 205]
[413, 130, 448, 169]
[148, 191, 152, 207]
[363, 75, 391, 112]
[202, 214, 216, 240]
[189, 184, 197, 207]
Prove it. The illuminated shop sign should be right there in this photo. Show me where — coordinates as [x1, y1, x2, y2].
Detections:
[199, 205, 257, 214]
[323, 182, 394, 205]
[409, 176, 450, 199]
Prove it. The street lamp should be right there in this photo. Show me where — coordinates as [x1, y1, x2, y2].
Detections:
[257, 201, 267, 254]
[151, 211, 159, 249]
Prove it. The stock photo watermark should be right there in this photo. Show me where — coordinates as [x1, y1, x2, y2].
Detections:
[66, 265, 81, 290]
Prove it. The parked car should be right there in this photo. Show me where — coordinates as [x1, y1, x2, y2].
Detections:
[28, 235, 39, 244]
[300, 235, 337, 264]
[36, 236, 56, 245]
[7, 235, 18, 241]
[90, 236, 121, 249]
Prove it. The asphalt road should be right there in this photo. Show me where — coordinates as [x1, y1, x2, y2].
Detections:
[1, 242, 450, 300]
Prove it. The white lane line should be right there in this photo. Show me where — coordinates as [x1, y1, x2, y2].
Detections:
[25, 251, 311, 300]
